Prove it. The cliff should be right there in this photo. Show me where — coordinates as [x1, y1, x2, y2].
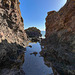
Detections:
[46, 0, 75, 38]
[0, 0, 27, 70]
[0, 0, 27, 45]
[41, 0, 75, 74]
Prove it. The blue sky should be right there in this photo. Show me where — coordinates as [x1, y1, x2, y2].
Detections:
[19, 0, 67, 31]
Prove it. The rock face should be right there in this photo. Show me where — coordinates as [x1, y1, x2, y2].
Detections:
[46, 0, 75, 38]
[0, 0, 27, 71]
[0, 0, 27, 45]
[41, 0, 75, 74]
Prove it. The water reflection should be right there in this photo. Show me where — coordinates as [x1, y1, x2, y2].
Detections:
[0, 42, 59, 75]
[22, 42, 55, 75]
[0, 42, 58, 75]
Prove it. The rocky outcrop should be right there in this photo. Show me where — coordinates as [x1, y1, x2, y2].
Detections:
[46, 0, 75, 38]
[41, 0, 75, 74]
[0, 0, 27, 46]
[25, 27, 42, 38]
[0, 0, 27, 72]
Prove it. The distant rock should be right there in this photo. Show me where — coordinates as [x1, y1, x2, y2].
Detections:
[25, 27, 42, 38]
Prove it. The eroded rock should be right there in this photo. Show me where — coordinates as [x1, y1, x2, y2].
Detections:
[0, 0, 27, 74]
[41, 0, 75, 74]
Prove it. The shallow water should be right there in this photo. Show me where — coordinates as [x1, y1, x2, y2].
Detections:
[22, 42, 54, 75]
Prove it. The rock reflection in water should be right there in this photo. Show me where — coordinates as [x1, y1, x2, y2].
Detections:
[22, 42, 59, 75]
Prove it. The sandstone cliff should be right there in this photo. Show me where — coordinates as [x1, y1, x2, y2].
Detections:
[41, 0, 75, 74]
[0, 0, 27, 70]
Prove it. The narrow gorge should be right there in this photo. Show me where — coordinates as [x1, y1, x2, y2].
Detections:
[0, 0, 75, 75]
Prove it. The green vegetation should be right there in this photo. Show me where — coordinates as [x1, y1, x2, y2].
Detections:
[25, 27, 42, 38]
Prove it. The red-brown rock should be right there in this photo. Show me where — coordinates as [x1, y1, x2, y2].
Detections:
[46, 0, 75, 38]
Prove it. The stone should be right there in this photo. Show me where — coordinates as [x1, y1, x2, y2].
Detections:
[41, 0, 75, 74]
[0, 0, 27, 73]
[28, 45, 32, 48]
[30, 52, 38, 56]
[0, 0, 27, 47]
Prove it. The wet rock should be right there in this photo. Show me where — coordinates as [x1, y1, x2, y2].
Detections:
[0, 0, 27, 73]
[0, 68, 25, 75]
[28, 45, 32, 48]
[30, 52, 38, 56]
[0, 40, 25, 75]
